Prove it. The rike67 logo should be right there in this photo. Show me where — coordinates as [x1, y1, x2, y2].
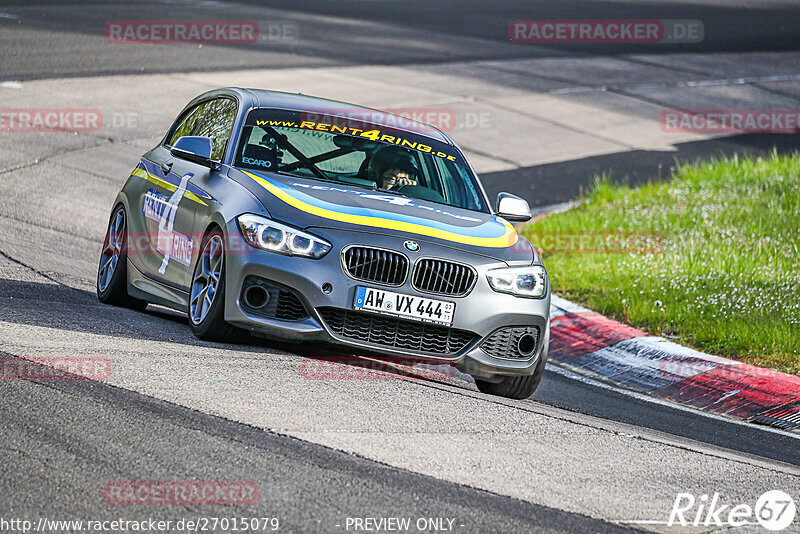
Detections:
[669, 490, 796, 531]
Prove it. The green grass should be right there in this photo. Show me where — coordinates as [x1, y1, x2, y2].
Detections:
[523, 151, 800, 375]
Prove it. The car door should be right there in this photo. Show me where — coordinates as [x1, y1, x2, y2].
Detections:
[181, 99, 239, 285]
[137, 99, 217, 289]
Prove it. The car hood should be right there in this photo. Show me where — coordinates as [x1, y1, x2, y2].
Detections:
[229, 168, 533, 263]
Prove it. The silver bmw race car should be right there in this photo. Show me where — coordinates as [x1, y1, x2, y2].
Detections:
[97, 88, 550, 399]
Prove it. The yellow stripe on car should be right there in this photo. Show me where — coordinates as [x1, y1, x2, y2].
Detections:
[131, 168, 208, 206]
[242, 170, 518, 248]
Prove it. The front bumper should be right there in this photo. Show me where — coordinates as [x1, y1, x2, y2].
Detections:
[223, 222, 550, 378]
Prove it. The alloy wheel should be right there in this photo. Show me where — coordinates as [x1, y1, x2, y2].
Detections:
[190, 234, 224, 325]
[98, 208, 125, 292]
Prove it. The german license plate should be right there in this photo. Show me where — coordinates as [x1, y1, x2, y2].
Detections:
[353, 286, 454, 326]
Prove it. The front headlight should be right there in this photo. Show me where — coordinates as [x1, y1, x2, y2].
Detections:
[486, 265, 548, 298]
[237, 214, 331, 259]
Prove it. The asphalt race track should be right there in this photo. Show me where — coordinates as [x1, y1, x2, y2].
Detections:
[1, 1, 800, 532]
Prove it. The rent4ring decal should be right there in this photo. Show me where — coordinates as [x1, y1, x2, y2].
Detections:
[254, 118, 457, 161]
[142, 189, 169, 221]
[142, 184, 194, 270]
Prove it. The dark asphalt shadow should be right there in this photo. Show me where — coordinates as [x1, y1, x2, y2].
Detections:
[0, 277, 308, 355]
[0, 277, 464, 378]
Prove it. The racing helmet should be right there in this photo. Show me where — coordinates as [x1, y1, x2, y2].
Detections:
[367, 146, 419, 183]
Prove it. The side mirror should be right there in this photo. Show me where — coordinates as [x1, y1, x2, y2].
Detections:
[171, 136, 218, 169]
[496, 192, 531, 222]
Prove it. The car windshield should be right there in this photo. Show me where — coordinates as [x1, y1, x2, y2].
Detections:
[233, 108, 488, 212]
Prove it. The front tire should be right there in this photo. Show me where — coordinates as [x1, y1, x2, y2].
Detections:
[474, 352, 547, 400]
[97, 205, 147, 311]
[188, 228, 236, 342]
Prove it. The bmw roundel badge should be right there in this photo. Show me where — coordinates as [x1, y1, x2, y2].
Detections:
[404, 240, 420, 252]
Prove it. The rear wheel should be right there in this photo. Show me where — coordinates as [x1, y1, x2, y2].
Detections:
[474, 353, 547, 400]
[97, 205, 147, 311]
[188, 229, 236, 341]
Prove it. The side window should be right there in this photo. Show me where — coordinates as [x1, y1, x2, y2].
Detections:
[192, 98, 238, 161]
[167, 102, 209, 147]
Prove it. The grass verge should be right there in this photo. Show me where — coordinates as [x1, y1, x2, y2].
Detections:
[523, 151, 800, 375]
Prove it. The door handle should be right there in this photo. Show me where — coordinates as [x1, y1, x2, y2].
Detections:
[160, 161, 173, 174]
